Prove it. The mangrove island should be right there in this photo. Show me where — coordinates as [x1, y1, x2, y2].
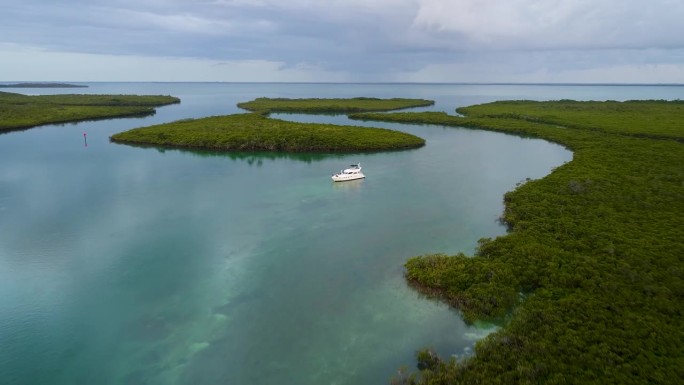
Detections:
[110, 97, 433, 152]
[110, 112, 424, 152]
[0, 91, 180, 133]
[237, 96, 434, 114]
[0, 82, 88, 88]
[353, 99, 684, 385]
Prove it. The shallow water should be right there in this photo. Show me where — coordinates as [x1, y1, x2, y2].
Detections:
[1, 83, 678, 385]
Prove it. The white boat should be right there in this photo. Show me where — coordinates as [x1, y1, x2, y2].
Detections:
[331, 163, 365, 182]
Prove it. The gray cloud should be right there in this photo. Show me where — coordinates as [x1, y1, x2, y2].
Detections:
[1, 0, 683, 82]
[414, 0, 684, 50]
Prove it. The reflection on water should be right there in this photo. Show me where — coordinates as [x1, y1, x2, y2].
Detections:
[331, 178, 365, 190]
[111, 140, 351, 164]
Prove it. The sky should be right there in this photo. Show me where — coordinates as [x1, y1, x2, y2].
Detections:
[1, 0, 684, 83]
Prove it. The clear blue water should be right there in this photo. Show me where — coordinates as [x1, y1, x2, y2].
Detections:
[0, 83, 680, 385]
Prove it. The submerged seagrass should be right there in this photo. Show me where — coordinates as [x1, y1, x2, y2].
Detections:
[110, 112, 424, 152]
[0, 91, 180, 132]
[354, 100, 684, 384]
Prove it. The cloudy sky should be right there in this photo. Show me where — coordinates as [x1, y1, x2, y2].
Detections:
[2, 0, 684, 83]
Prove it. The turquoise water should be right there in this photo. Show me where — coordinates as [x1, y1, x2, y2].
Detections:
[0, 83, 679, 385]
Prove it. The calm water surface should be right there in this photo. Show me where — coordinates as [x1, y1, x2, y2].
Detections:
[1, 83, 679, 385]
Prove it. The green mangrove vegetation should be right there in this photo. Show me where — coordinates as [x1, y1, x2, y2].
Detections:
[110, 112, 425, 152]
[0, 91, 180, 132]
[354, 100, 683, 384]
[237, 97, 434, 114]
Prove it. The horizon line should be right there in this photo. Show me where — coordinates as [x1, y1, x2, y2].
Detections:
[2, 81, 684, 87]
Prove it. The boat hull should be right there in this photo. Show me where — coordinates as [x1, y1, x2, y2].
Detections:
[332, 173, 365, 182]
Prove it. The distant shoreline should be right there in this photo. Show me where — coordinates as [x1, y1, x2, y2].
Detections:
[0, 82, 88, 88]
[2, 81, 683, 87]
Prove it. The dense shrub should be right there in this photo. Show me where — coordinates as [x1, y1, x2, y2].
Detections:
[0, 91, 179, 132]
[358, 101, 684, 384]
[237, 97, 434, 114]
[111, 112, 424, 153]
